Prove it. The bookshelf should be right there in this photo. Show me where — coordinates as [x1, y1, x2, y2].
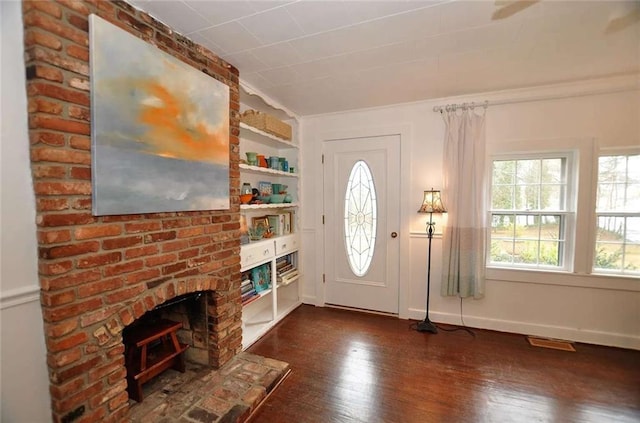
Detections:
[239, 83, 302, 350]
[240, 235, 300, 349]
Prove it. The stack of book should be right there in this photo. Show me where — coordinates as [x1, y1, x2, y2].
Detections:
[241, 276, 259, 306]
[276, 255, 299, 286]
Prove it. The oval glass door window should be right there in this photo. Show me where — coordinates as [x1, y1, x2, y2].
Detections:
[344, 160, 377, 277]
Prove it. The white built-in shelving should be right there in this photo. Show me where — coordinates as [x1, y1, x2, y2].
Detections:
[239, 163, 299, 178]
[239, 122, 298, 149]
[240, 203, 299, 210]
[239, 83, 302, 350]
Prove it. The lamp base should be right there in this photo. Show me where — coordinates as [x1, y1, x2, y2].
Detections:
[416, 318, 438, 333]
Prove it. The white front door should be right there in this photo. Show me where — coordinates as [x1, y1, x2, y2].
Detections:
[323, 135, 401, 314]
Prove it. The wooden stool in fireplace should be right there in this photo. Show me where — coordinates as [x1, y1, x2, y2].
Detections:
[124, 319, 189, 402]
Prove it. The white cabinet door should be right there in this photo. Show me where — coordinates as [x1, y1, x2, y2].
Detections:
[241, 241, 274, 270]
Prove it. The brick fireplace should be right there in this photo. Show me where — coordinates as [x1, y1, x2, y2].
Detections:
[21, 1, 243, 422]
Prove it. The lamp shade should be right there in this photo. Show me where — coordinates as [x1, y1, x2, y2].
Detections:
[418, 189, 446, 213]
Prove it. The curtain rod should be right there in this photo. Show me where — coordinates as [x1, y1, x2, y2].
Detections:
[432, 101, 489, 113]
[431, 80, 636, 113]
[432, 96, 539, 112]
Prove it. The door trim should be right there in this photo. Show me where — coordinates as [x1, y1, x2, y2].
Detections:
[313, 123, 413, 319]
[323, 135, 400, 313]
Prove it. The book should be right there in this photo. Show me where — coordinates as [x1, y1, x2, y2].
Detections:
[277, 267, 298, 283]
[266, 215, 280, 236]
[242, 289, 257, 301]
[287, 210, 295, 234]
[283, 212, 291, 234]
[279, 270, 299, 286]
[242, 293, 261, 306]
[278, 269, 298, 280]
[251, 263, 271, 293]
[277, 263, 294, 274]
[276, 257, 291, 269]
[280, 266, 297, 276]
[258, 181, 272, 195]
[267, 214, 285, 236]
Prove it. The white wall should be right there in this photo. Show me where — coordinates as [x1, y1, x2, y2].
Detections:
[300, 75, 640, 350]
[1, 1, 53, 420]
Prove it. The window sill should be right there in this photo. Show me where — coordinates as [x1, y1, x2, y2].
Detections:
[486, 267, 640, 292]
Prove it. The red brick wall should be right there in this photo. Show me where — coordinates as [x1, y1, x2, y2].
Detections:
[21, 1, 242, 421]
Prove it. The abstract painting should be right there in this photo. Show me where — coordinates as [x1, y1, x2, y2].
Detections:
[89, 15, 230, 215]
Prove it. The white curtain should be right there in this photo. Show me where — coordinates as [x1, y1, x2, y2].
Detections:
[440, 108, 487, 299]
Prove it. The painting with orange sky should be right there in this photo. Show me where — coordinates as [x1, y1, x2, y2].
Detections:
[89, 15, 229, 215]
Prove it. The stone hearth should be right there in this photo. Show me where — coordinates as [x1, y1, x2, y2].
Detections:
[129, 353, 290, 422]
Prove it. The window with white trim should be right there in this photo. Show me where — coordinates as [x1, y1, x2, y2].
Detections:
[593, 153, 640, 275]
[489, 154, 574, 270]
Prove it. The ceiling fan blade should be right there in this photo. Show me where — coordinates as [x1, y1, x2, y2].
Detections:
[492, 0, 540, 20]
[604, 7, 640, 34]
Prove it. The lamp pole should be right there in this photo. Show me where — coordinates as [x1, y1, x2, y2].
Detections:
[417, 211, 437, 333]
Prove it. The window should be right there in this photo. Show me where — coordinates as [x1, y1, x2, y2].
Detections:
[489, 155, 573, 270]
[594, 154, 640, 275]
[344, 160, 377, 277]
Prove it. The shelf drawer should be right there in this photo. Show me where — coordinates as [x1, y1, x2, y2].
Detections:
[241, 241, 275, 269]
[275, 234, 299, 256]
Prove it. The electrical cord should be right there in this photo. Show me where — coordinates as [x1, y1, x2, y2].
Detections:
[435, 297, 475, 337]
[410, 297, 476, 338]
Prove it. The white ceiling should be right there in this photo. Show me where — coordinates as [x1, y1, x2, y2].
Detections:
[129, 0, 640, 116]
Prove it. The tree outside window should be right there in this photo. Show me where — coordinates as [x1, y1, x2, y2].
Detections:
[594, 154, 640, 275]
[489, 156, 570, 269]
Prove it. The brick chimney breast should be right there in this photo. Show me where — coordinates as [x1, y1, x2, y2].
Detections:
[22, 1, 241, 421]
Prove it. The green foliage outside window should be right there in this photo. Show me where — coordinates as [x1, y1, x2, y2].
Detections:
[490, 152, 639, 275]
[490, 157, 565, 268]
[594, 154, 640, 275]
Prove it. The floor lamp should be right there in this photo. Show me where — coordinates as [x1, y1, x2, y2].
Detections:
[416, 189, 446, 333]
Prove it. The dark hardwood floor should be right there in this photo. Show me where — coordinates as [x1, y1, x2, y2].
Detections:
[247, 305, 640, 423]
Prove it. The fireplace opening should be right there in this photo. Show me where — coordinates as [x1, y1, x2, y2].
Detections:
[118, 288, 290, 423]
[123, 291, 212, 403]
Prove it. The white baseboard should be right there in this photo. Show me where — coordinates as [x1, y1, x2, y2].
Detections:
[301, 295, 319, 306]
[408, 308, 640, 350]
[0, 285, 40, 310]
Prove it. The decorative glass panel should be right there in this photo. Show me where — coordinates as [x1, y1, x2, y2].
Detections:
[344, 160, 377, 277]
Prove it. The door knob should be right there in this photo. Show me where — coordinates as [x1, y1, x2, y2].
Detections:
[391, 232, 398, 238]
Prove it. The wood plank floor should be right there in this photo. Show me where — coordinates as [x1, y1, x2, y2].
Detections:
[247, 305, 640, 423]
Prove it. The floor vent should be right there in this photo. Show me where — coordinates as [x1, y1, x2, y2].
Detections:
[527, 336, 576, 352]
